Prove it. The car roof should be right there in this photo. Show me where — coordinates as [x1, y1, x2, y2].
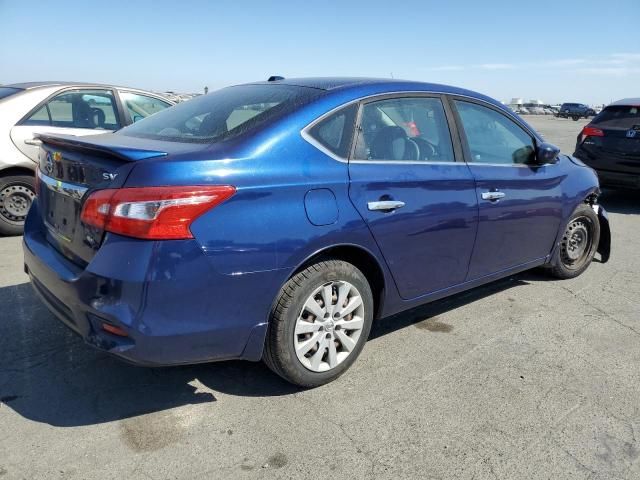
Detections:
[609, 98, 640, 107]
[5, 81, 113, 89]
[251, 76, 470, 93]
[252, 77, 411, 91]
[247, 76, 500, 105]
[3, 81, 171, 97]
[239, 76, 541, 135]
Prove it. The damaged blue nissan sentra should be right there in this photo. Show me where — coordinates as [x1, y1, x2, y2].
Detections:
[23, 77, 610, 387]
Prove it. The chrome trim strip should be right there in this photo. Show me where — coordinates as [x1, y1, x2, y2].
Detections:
[38, 170, 88, 200]
[349, 160, 468, 166]
[466, 162, 553, 168]
[300, 90, 541, 165]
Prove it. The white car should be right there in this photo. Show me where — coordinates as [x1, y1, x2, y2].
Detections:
[0, 82, 174, 234]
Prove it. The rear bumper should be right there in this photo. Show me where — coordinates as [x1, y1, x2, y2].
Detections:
[23, 201, 285, 366]
[575, 150, 640, 189]
[594, 170, 640, 189]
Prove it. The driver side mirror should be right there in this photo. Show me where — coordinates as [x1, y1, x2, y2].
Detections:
[535, 142, 560, 165]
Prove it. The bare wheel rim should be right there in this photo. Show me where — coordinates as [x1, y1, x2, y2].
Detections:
[294, 280, 365, 373]
[0, 183, 35, 225]
[560, 216, 594, 269]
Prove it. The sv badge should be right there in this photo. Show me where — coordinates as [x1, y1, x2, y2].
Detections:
[103, 172, 118, 181]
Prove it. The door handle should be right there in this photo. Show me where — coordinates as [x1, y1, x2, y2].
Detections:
[367, 200, 406, 211]
[24, 138, 42, 146]
[481, 191, 506, 201]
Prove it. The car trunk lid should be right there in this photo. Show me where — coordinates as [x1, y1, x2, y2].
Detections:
[36, 133, 171, 265]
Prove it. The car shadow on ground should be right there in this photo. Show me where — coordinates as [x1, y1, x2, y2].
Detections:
[599, 188, 640, 215]
[0, 272, 542, 427]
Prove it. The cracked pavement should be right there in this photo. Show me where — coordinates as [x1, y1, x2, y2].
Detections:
[0, 116, 639, 479]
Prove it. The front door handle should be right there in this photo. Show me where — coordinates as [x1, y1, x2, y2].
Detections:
[24, 138, 42, 146]
[481, 191, 506, 202]
[367, 200, 406, 211]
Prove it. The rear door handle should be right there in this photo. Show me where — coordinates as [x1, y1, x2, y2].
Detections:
[24, 138, 42, 146]
[481, 191, 506, 201]
[367, 200, 406, 211]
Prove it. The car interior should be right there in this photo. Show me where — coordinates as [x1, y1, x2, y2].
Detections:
[356, 99, 453, 162]
[23, 91, 120, 130]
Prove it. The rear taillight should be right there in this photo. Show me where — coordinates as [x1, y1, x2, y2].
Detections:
[80, 185, 235, 240]
[581, 125, 604, 143]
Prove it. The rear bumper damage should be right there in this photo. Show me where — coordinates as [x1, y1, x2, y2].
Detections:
[22, 200, 282, 366]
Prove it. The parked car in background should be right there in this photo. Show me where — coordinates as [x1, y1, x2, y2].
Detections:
[160, 91, 199, 103]
[574, 98, 640, 189]
[556, 103, 596, 120]
[0, 82, 174, 234]
[23, 77, 611, 387]
[522, 103, 548, 115]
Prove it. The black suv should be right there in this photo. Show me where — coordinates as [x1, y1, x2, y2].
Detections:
[557, 103, 596, 120]
[574, 98, 640, 189]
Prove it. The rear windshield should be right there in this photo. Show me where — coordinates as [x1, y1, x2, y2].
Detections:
[591, 105, 640, 128]
[118, 84, 323, 143]
[0, 87, 22, 101]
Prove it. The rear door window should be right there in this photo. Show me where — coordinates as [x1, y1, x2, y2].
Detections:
[22, 89, 121, 130]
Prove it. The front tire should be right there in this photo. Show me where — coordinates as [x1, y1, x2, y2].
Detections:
[264, 260, 374, 387]
[548, 204, 600, 279]
[0, 174, 36, 236]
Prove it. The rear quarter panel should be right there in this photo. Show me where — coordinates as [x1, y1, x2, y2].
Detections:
[125, 135, 384, 275]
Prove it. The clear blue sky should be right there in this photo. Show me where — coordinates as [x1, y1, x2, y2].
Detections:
[1, 0, 638, 105]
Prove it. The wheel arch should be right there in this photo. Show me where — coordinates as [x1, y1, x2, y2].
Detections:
[547, 186, 606, 265]
[287, 243, 387, 321]
[0, 165, 36, 179]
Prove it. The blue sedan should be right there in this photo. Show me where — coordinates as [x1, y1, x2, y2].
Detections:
[23, 77, 611, 386]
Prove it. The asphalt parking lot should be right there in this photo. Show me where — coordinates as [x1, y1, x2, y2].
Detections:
[1, 115, 639, 479]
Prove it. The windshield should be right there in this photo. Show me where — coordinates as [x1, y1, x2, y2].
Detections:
[0, 87, 22, 101]
[592, 105, 640, 129]
[118, 84, 323, 143]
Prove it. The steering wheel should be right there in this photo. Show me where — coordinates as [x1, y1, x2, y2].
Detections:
[411, 137, 438, 161]
[405, 138, 421, 161]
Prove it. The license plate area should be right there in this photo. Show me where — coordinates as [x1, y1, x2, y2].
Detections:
[38, 172, 87, 242]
